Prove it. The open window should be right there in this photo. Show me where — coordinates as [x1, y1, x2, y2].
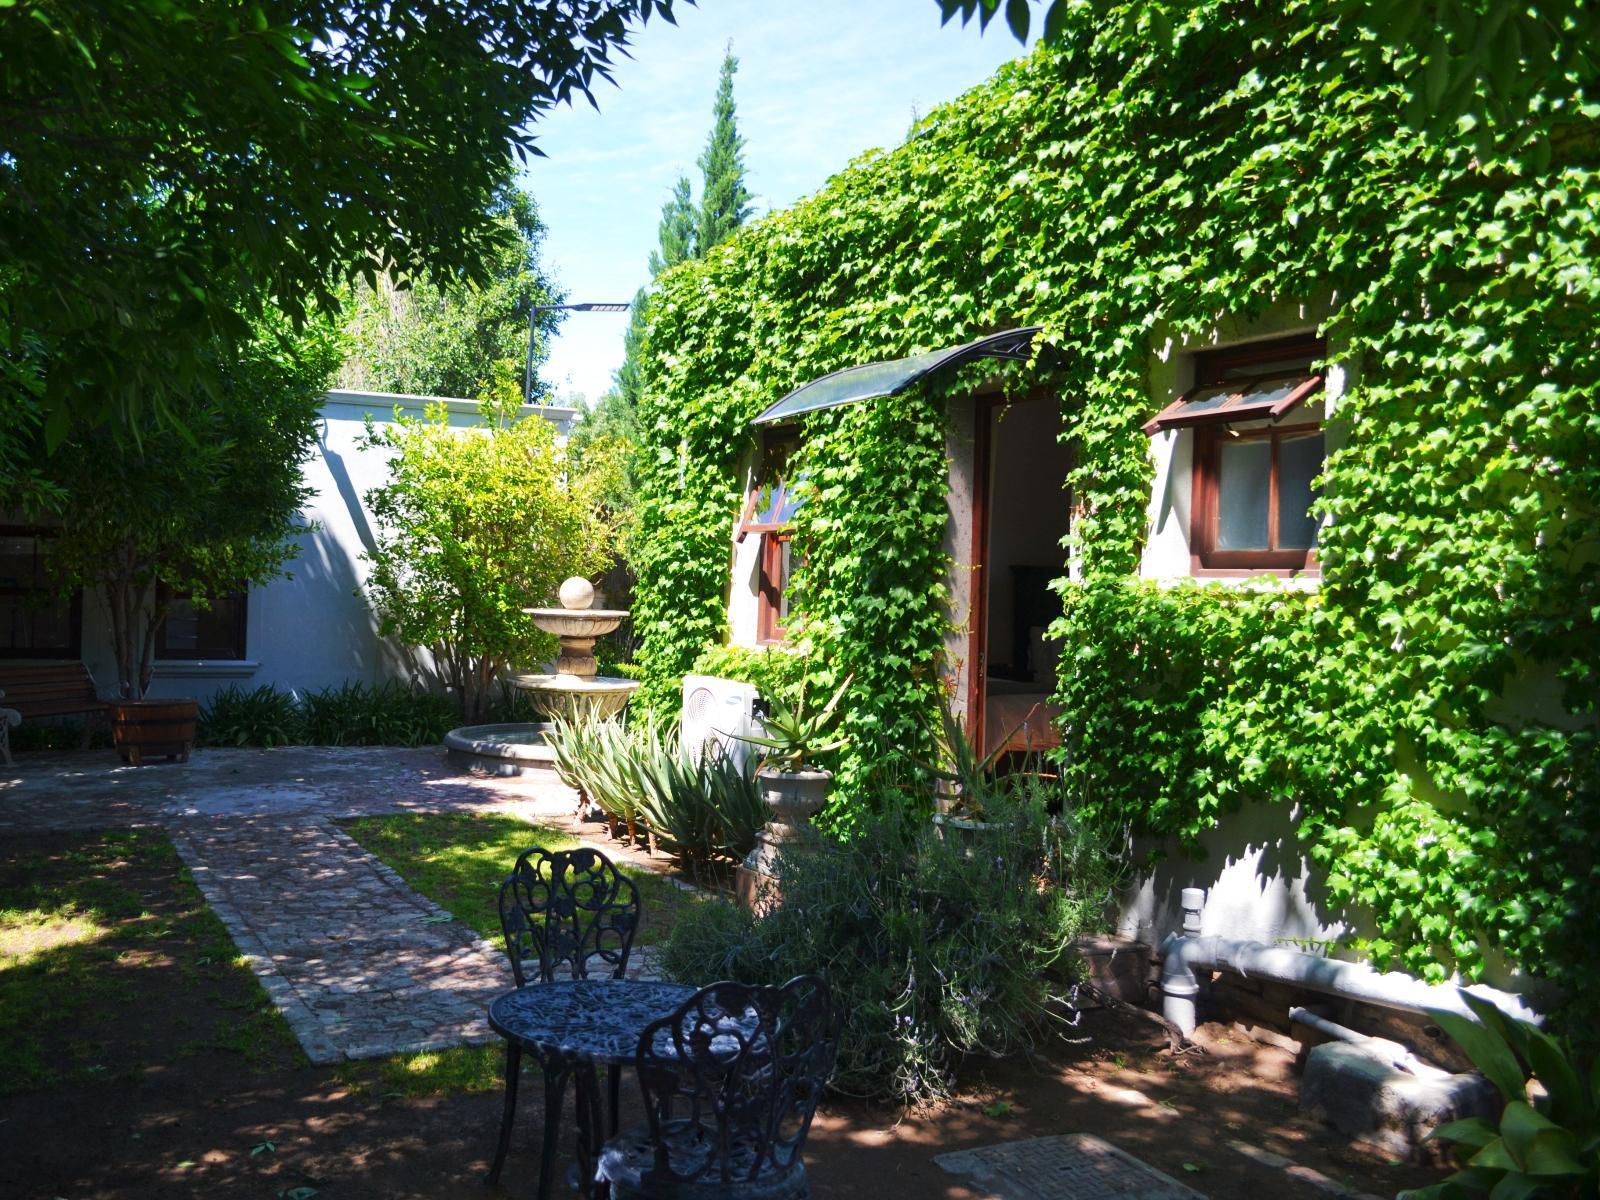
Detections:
[1146, 334, 1326, 576]
[737, 431, 802, 643]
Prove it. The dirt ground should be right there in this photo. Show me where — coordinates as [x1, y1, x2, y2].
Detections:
[0, 831, 1445, 1200]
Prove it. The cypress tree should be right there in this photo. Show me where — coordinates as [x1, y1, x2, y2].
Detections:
[696, 45, 753, 254]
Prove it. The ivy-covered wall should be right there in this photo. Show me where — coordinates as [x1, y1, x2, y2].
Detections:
[632, 3, 1599, 1026]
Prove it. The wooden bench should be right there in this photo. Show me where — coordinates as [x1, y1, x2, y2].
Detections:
[0, 662, 107, 759]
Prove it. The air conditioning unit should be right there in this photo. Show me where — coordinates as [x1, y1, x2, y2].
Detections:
[681, 674, 761, 773]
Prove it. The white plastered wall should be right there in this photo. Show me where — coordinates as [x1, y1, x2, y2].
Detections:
[1119, 302, 1367, 950]
[85, 391, 575, 703]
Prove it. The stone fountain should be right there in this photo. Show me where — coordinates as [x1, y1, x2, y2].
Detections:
[442, 577, 639, 777]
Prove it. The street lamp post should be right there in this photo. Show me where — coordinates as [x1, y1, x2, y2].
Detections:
[526, 301, 632, 404]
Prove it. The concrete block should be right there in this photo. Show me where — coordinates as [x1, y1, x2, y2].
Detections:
[1074, 934, 1153, 1004]
[1299, 1041, 1499, 1163]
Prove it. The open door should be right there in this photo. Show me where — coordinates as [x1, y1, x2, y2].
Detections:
[967, 396, 1071, 762]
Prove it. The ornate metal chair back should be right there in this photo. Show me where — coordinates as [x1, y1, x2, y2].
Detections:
[633, 975, 838, 1189]
[497, 846, 640, 987]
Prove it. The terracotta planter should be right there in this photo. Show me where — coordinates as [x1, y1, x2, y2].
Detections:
[109, 698, 198, 766]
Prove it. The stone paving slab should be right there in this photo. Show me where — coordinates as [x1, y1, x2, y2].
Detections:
[936, 1134, 1207, 1200]
[0, 744, 570, 833]
[169, 813, 664, 1064]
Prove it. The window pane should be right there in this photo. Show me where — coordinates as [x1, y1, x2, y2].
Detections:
[1277, 431, 1323, 549]
[1216, 438, 1271, 549]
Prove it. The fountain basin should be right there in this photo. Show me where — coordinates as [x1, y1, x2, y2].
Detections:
[443, 722, 559, 777]
[522, 608, 628, 639]
[508, 674, 640, 722]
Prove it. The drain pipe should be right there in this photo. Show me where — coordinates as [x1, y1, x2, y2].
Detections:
[1158, 888, 1542, 1036]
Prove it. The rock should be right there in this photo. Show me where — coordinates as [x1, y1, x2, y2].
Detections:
[1299, 1041, 1500, 1163]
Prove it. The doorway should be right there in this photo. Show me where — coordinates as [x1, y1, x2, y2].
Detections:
[967, 396, 1071, 761]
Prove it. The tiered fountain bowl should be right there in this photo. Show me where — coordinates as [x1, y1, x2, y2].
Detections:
[442, 577, 640, 777]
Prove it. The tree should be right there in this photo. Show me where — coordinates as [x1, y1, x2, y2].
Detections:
[574, 48, 752, 506]
[31, 318, 339, 699]
[362, 400, 617, 721]
[0, 0, 679, 494]
[338, 185, 564, 401]
[696, 47, 754, 255]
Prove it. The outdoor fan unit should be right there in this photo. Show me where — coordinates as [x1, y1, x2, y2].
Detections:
[681, 674, 761, 773]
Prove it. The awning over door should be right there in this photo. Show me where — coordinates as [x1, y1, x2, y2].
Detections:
[752, 327, 1041, 426]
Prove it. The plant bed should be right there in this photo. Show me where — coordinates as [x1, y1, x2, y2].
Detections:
[0, 830, 1445, 1200]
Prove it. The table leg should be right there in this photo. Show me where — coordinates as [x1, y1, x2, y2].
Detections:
[538, 1064, 570, 1200]
[571, 1065, 609, 1199]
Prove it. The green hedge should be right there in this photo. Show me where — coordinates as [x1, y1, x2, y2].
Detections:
[631, 2, 1599, 1028]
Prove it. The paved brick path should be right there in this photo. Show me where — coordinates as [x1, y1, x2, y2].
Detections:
[1, 746, 671, 1064]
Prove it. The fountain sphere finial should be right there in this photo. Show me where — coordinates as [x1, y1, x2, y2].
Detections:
[558, 576, 596, 611]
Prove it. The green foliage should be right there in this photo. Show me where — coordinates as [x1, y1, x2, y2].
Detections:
[197, 681, 459, 748]
[660, 795, 1116, 1105]
[574, 45, 755, 537]
[339, 185, 562, 402]
[733, 673, 852, 771]
[696, 47, 754, 256]
[198, 685, 304, 748]
[361, 400, 616, 721]
[29, 316, 337, 698]
[690, 644, 811, 707]
[1400, 992, 1599, 1199]
[939, 0, 1600, 130]
[632, 6, 1600, 1035]
[546, 715, 765, 869]
[298, 682, 458, 748]
[0, 0, 678, 466]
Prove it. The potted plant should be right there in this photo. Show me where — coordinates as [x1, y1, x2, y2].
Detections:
[733, 673, 851, 864]
[921, 696, 1030, 830]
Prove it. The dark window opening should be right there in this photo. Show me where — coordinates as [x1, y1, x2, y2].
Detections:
[157, 588, 249, 660]
[0, 528, 81, 657]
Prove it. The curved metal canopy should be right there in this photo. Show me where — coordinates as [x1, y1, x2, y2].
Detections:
[752, 326, 1042, 426]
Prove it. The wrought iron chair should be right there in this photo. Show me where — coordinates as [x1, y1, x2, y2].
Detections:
[595, 975, 838, 1200]
[487, 845, 642, 1194]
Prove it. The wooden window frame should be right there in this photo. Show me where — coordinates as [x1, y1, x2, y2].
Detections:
[1191, 421, 1324, 577]
[0, 525, 83, 658]
[756, 532, 792, 645]
[1186, 334, 1327, 578]
[155, 586, 249, 660]
[740, 427, 801, 644]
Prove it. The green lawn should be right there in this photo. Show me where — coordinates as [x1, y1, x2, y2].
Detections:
[339, 811, 694, 949]
[0, 829, 299, 1094]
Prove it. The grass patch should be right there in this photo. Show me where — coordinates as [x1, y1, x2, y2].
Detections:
[335, 1043, 506, 1099]
[340, 811, 693, 948]
[0, 829, 300, 1093]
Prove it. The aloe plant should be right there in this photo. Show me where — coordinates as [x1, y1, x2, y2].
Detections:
[1399, 991, 1597, 1199]
[733, 673, 852, 772]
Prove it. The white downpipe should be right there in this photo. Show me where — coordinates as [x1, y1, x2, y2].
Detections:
[1159, 888, 1542, 1036]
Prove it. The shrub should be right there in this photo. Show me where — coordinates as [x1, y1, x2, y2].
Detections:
[661, 792, 1119, 1105]
[299, 681, 458, 747]
[546, 714, 765, 869]
[199, 684, 304, 747]
[633, 734, 765, 869]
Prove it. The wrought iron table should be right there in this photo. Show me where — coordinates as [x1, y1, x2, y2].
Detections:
[488, 978, 697, 1199]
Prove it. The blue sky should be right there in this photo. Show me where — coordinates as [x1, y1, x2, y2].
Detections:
[521, 0, 1032, 406]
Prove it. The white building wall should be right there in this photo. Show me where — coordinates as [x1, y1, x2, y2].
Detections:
[1120, 303, 1358, 949]
[91, 391, 575, 704]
